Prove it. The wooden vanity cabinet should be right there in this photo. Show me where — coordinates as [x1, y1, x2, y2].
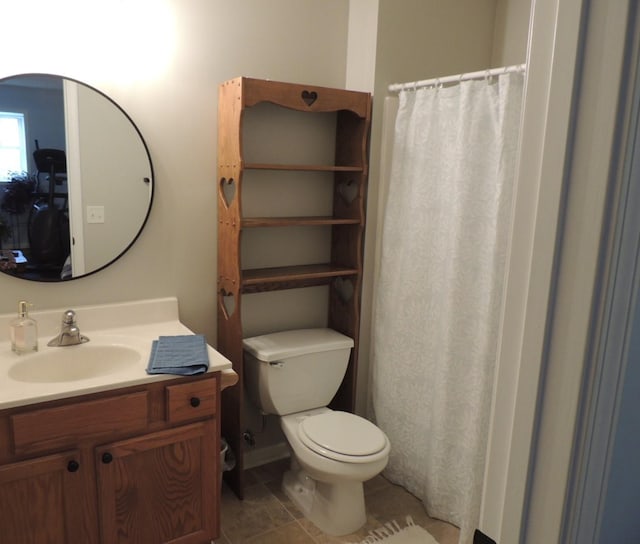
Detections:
[0, 373, 223, 544]
[0, 449, 90, 543]
[97, 421, 216, 544]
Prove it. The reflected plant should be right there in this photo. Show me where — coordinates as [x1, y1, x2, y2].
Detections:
[1, 172, 36, 215]
[0, 213, 11, 242]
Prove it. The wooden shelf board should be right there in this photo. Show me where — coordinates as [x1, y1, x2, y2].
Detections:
[244, 163, 363, 173]
[241, 264, 358, 292]
[242, 216, 360, 228]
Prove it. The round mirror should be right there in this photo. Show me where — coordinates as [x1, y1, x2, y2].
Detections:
[0, 73, 153, 282]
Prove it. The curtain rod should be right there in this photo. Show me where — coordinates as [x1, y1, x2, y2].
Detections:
[388, 63, 526, 93]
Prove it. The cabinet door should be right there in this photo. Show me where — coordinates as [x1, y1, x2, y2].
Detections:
[97, 420, 218, 544]
[0, 450, 93, 544]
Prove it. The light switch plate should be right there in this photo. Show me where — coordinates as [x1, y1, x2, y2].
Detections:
[87, 205, 105, 224]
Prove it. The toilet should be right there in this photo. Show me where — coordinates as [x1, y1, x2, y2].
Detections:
[243, 328, 390, 536]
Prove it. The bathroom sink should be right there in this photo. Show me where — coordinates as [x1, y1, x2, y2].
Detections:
[8, 343, 142, 383]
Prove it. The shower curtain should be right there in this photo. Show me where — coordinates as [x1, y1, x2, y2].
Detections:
[370, 71, 524, 544]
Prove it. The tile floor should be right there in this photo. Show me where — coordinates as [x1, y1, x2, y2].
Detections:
[219, 458, 460, 543]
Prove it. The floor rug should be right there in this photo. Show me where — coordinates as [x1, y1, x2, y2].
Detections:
[348, 516, 439, 543]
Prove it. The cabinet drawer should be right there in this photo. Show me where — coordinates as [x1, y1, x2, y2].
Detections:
[11, 392, 148, 456]
[166, 377, 217, 424]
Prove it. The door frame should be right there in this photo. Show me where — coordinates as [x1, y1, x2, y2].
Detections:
[63, 79, 86, 277]
[481, 0, 636, 542]
[562, 7, 640, 539]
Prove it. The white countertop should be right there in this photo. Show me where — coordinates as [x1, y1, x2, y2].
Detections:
[0, 297, 233, 410]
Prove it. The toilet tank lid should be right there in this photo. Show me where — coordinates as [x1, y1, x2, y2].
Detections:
[242, 328, 354, 362]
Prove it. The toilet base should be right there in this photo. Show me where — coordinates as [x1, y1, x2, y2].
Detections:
[282, 467, 366, 536]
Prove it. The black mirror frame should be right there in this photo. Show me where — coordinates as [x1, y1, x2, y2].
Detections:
[0, 72, 154, 282]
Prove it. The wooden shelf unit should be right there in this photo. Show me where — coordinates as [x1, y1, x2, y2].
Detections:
[217, 77, 371, 498]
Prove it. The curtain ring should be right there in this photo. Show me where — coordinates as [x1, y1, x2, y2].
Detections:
[485, 69, 496, 84]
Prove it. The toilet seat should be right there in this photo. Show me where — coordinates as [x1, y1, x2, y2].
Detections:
[297, 411, 389, 463]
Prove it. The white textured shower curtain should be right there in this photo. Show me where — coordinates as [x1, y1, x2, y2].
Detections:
[371, 71, 524, 544]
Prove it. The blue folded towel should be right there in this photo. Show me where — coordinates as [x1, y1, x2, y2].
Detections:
[146, 334, 210, 376]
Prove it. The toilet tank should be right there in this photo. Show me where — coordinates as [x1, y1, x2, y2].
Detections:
[243, 328, 354, 416]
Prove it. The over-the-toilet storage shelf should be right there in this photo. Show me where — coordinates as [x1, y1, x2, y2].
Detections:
[216, 76, 371, 498]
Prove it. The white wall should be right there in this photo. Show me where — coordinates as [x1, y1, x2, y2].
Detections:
[346, 0, 379, 93]
[76, 84, 151, 273]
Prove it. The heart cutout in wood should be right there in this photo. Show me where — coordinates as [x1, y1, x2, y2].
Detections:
[220, 177, 236, 208]
[337, 179, 358, 204]
[334, 277, 354, 303]
[220, 290, 236, 319]
[301, 90, 318, 107]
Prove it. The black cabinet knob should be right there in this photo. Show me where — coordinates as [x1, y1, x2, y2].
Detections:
[190, 396, 201, 408]
[102, 452, 113, 464]
[67, 460, 80, 472]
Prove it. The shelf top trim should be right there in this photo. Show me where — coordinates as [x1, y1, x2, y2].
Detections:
[221, 77, 371, 119]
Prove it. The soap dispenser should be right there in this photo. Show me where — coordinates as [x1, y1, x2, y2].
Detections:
[10, 301, 38, 354]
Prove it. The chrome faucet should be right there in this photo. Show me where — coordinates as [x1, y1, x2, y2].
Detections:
[47, 310, 90, 347]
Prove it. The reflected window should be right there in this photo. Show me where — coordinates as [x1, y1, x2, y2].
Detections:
[0, 112, 27, 181]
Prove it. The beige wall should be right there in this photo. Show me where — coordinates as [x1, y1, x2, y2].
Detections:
[0, 0, 349, 344]
[1, 0, 533, 463]
[359, 0, 501, 413]
[1, 0, 531, 394]
[492, 0, 532, 66]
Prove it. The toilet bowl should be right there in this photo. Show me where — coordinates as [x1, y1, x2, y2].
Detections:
[280, 407, 390, 536]
[243, 328, 391, 536]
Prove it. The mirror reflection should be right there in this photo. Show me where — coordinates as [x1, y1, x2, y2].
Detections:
[0, 74, 153, 282]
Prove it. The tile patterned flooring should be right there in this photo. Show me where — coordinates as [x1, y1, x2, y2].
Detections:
[219, 459, 460, 543]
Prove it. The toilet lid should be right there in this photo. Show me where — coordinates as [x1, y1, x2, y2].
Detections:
[299, 411, 387, 458]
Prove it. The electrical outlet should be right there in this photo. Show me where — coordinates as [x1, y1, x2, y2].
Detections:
[87, 205, 105, 224]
